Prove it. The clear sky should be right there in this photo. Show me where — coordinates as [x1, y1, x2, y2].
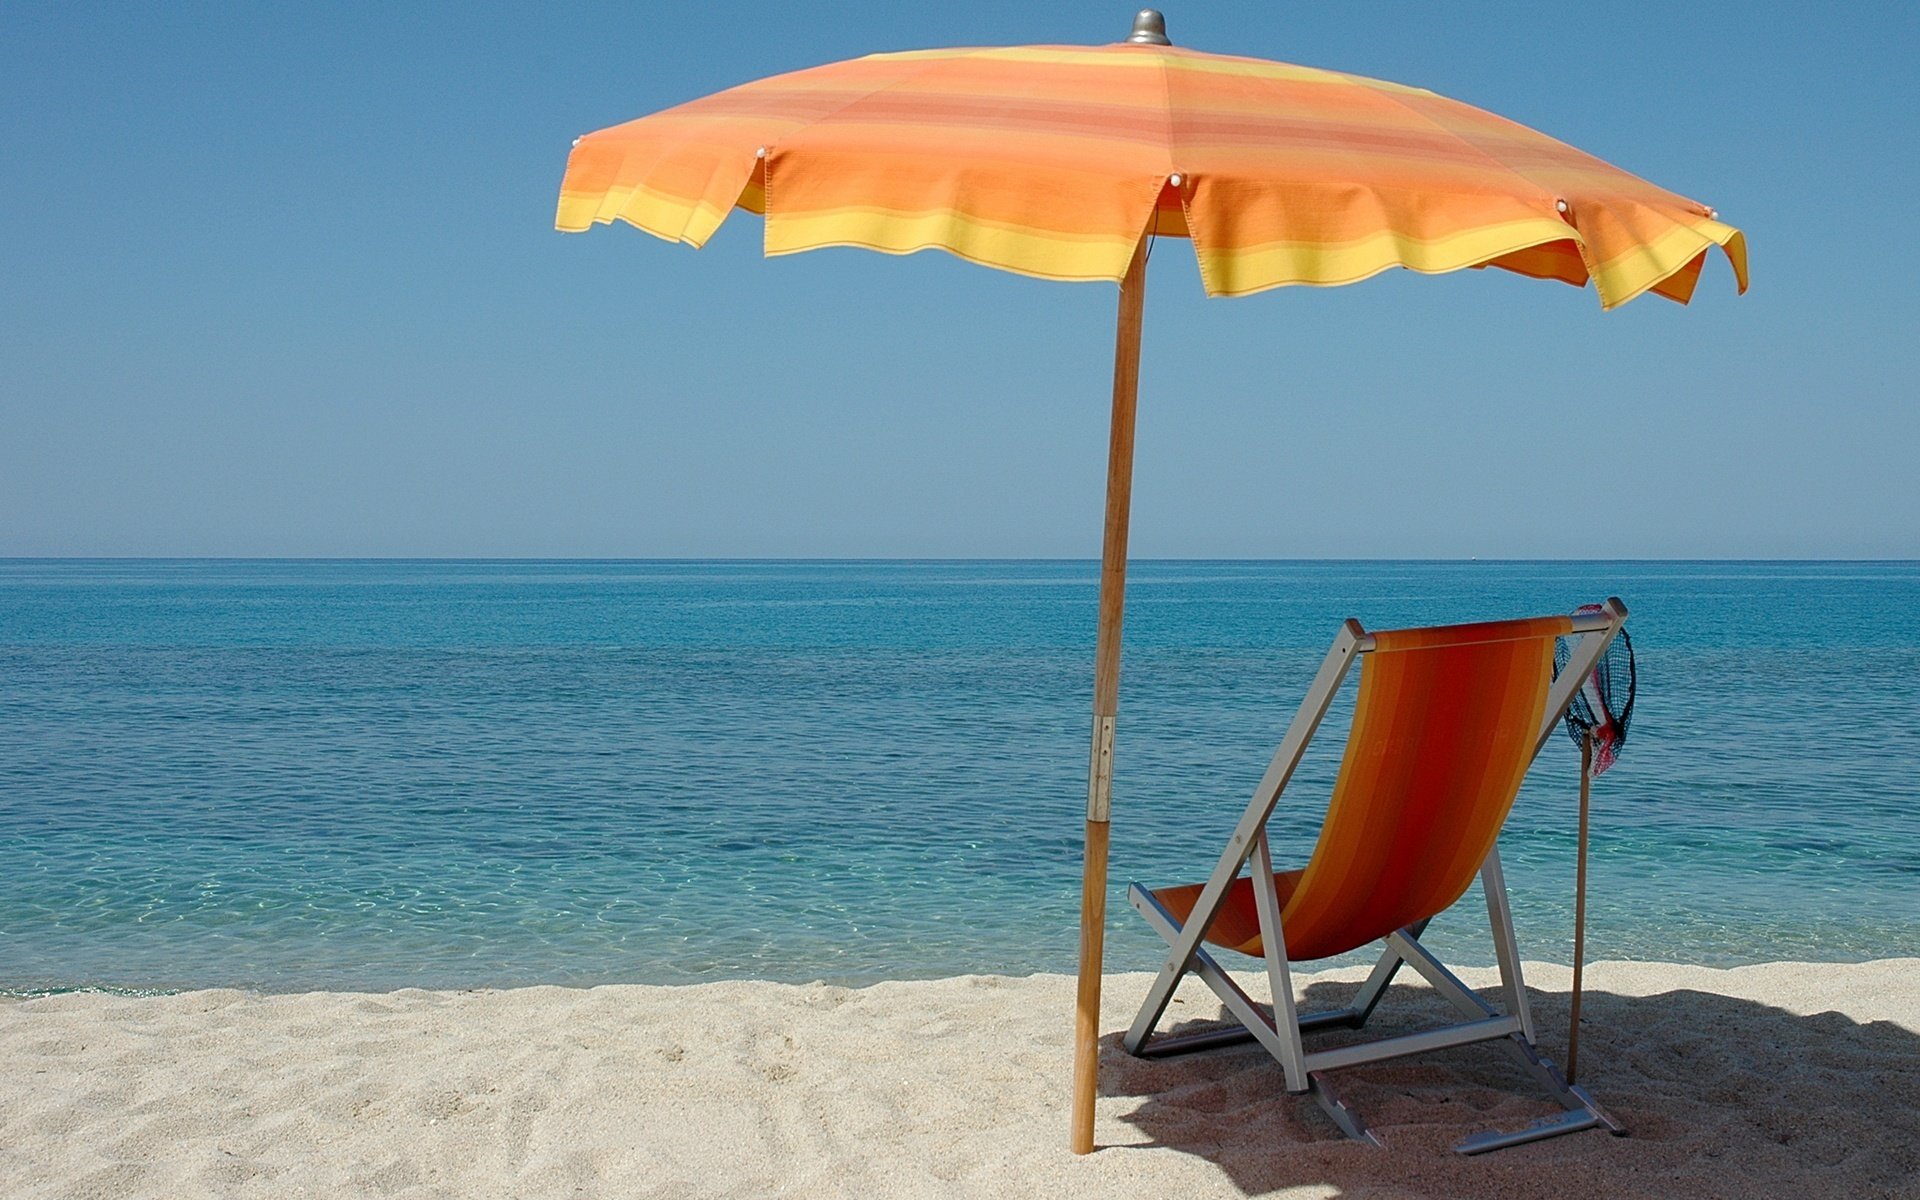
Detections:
[3, 2, 1914, 558]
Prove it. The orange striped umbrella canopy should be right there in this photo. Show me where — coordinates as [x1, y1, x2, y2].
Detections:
[557, 26, 1745, 308]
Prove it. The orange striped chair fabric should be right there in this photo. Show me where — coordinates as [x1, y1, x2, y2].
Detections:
[1153, 615, 1572, 962]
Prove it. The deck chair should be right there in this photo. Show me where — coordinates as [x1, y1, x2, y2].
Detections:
[1124, 601, 1629, 1154]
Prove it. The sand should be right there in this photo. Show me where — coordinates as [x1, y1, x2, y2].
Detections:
[3, 959, 1916, 1199]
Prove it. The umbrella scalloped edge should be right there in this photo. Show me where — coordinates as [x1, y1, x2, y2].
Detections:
[556, 44, 1748, 311]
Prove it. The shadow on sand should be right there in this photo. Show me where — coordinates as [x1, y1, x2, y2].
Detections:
[1098, 976, 1920, 1198]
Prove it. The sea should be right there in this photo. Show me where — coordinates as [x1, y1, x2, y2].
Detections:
[2, 559, 1915, 994]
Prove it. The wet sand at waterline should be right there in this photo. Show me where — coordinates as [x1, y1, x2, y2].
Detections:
[4, 959, 1915, 1199]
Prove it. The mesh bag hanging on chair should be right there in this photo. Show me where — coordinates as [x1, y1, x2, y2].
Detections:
[1554, 603, 1635, 775]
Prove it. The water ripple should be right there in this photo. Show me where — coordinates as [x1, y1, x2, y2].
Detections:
[1, 559, 1916, 991]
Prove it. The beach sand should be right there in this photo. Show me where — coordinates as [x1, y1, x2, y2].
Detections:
[3, 959, 1916, 1199]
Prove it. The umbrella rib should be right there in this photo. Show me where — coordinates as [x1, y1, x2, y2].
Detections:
[1154, 48, 1179, 180]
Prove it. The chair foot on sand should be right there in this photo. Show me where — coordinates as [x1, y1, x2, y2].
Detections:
[1307, 1072, 1381, 1147]
[1453, 1037, 1627, 1155]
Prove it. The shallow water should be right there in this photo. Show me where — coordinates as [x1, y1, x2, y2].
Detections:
[2, 559, 1916, 992]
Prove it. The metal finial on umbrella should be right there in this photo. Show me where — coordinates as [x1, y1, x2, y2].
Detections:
[1127, 9, 1171, 45]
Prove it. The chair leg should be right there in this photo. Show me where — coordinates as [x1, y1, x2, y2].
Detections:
[1125, 883, 1346, 1081]
[1126, 883, 1307, 1081]
[1386, 928, 1500, 1022]
[1453, 1035, 1627, 1154]
[1445, 849, 1625, 1153]
[1346, 917, 1432, 1028]
[1122, 884, 1193, 1055]
[1500, 1034, 1626, 1127]
[1251, 834, 1307, 1090]
[1307, 1072, 1382, 1147]
[1480, 848, 1537, 1044]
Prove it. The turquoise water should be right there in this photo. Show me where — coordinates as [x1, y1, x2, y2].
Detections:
[2, 559, 1916, 993]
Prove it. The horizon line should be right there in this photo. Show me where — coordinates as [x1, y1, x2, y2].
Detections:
[4, 556, 1917, 566]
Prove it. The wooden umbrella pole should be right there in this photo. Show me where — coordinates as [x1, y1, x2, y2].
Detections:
[1070, 238, 1149, 1155]
[1568, 730, 1593, 1084]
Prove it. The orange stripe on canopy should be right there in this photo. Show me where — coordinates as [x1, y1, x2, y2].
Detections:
[558, 43, 1746, 309]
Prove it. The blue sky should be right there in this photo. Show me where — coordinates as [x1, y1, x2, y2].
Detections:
[3, 2, 1914, 558]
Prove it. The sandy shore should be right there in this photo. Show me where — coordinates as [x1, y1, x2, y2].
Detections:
[4, 959, 1916, 1199]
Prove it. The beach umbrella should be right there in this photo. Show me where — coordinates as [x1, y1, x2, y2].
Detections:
[554, 9, 1746, 1153]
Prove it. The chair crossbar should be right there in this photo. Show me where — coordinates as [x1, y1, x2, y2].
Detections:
[1346, 916, 1430, 1025]
[1385, 928, 1498, 1020]
[1132, 1006, 1360, 1060]
[1304, 1014, 1520, 1074]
